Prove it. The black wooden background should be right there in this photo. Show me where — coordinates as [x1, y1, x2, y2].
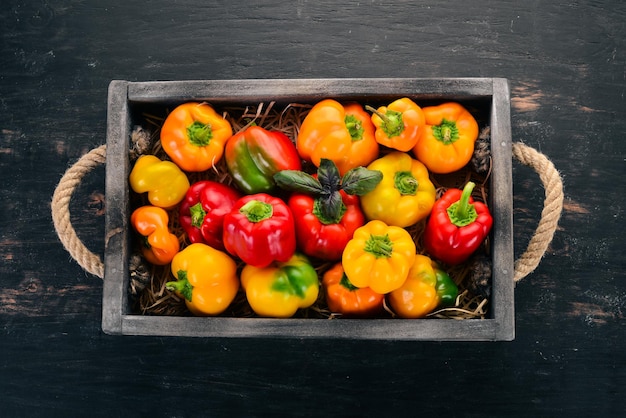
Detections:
[1, 1, 624, 416]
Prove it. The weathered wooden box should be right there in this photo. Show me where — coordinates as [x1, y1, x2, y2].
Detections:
[102, 78, 513, 340]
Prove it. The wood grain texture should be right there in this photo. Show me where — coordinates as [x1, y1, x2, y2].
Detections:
[1, 0, 625, 416]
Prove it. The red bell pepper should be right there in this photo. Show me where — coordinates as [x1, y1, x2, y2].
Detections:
[178, 180, 241, 251]
[423, 181, 493, 265]
[222, 193, 297, 268]
[287, 190, 365, 260]
[225, 125, 302, 194]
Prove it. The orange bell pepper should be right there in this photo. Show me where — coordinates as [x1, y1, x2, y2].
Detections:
[387, 254, 458, 318]
[412, 102, 479, 174]
[322, 262, 384, 317]
[160, 102, 233, 172]
[130, 206, 180, 265]
[297, 99, 379, 175]
[366, 98, 425, 152]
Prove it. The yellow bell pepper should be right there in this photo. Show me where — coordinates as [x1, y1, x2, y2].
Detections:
[166, 243, 239, 316]
[387, 254, 459, 318]
[129, 155, 190, 209]
[131, 205, 180, 265]
[240, 253, 319, 318]
[160, 102, 233, 172]
[412, 102, 479, 174]
[342, 220, 416, 294]
[360, 151, 436, 227]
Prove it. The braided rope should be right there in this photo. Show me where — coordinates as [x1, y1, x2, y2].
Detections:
[50, 142, 563, 283]
[512, 142, 564, 282]
[51, 145, 106, 278]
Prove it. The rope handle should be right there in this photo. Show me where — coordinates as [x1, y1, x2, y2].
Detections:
[51, 142, 563, 282]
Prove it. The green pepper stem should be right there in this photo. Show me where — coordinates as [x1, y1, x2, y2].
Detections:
[365, 105, 404, 138]
[365, 105, 389, 123]
[240, 199, 273, 223]
[344, 114, 364, 141]
[364, 233, 394, 258]
[189, 202, 206, 228]
[187, 121, 212, 147]
[394, 171, 418, 195]
[166, 270, 193, 301]
[447, 182, 478, 227]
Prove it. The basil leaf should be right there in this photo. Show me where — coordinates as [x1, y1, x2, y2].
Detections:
[273, 170, 324, 195]
[341, 167, 383, 195]
[317, 158, 341, 194]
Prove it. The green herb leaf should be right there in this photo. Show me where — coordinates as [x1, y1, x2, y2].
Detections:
[317, 158, 342, 195]
[341, 167, 383, 195]
[273, 170, 325, 195]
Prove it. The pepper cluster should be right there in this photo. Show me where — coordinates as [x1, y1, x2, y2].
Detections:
[129, 98, 493, 319]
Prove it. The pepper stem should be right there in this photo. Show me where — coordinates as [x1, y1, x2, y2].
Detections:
[447, 182, 478, 227]
[344, 114, 364, 141]
[365, 105, 405, 138]
[166, 270, 193, 301]
[240, 199, 273, 223]
[187, 121, 212, 147]
[364, 233, 394, 258]
[340, 273, 359, 291]
[189, 202, 206, 228]
[432, 119, 460, 145]
[394, 171, 418, 195]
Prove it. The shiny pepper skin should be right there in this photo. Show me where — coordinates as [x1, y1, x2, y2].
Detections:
[223, 193, 297, 268]
[225, 125, 302, 194]
[178, 180, 241, 251]
[241, 253, 319, 318]
[367, 98, 426, 152]
[297, 99, 379, 175]
[129, 155, 190, 209]
[342, 220, 417, 294]
[424, 182, 493, 265]
[388, 254, 458, 318]
[360, 151, 436, 227]
[166, 243, 239, 316]
[412, 102, 479, 174]
[322, 262, 384, 317]
[131, 205, 180, 265]
[160, 102, 233, 172]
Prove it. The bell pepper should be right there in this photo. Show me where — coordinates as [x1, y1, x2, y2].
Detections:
[129, 155, 190, 209]
[178, 180, 241, 251]
[286, 190, 364, 261]
[412, 102, 479, 174]
[274, 159, 381, 261]
[387, 254, 458, 318]
[423, 181, 493, 265]
[130, 205, 180, 265]
[166, 243, 239, 316]
[322, 262, 384, 317]
[342, 220, 416, 294]
[296, 99, 379, 175]
[225, 125, 302, 194]
[360, 151, 436, 227]
[160, 102, 233, 172]
[241, 253, 319, 318]
[223, 193, 296, 268]
[365, 98, 425, 152]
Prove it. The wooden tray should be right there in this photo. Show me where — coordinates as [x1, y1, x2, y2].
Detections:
[102, 78, 514, 340]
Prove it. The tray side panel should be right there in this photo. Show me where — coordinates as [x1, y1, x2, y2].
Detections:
[102, 80, 131, 335]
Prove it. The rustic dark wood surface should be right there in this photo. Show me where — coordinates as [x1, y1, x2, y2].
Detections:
[1, 1, 624, 416]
